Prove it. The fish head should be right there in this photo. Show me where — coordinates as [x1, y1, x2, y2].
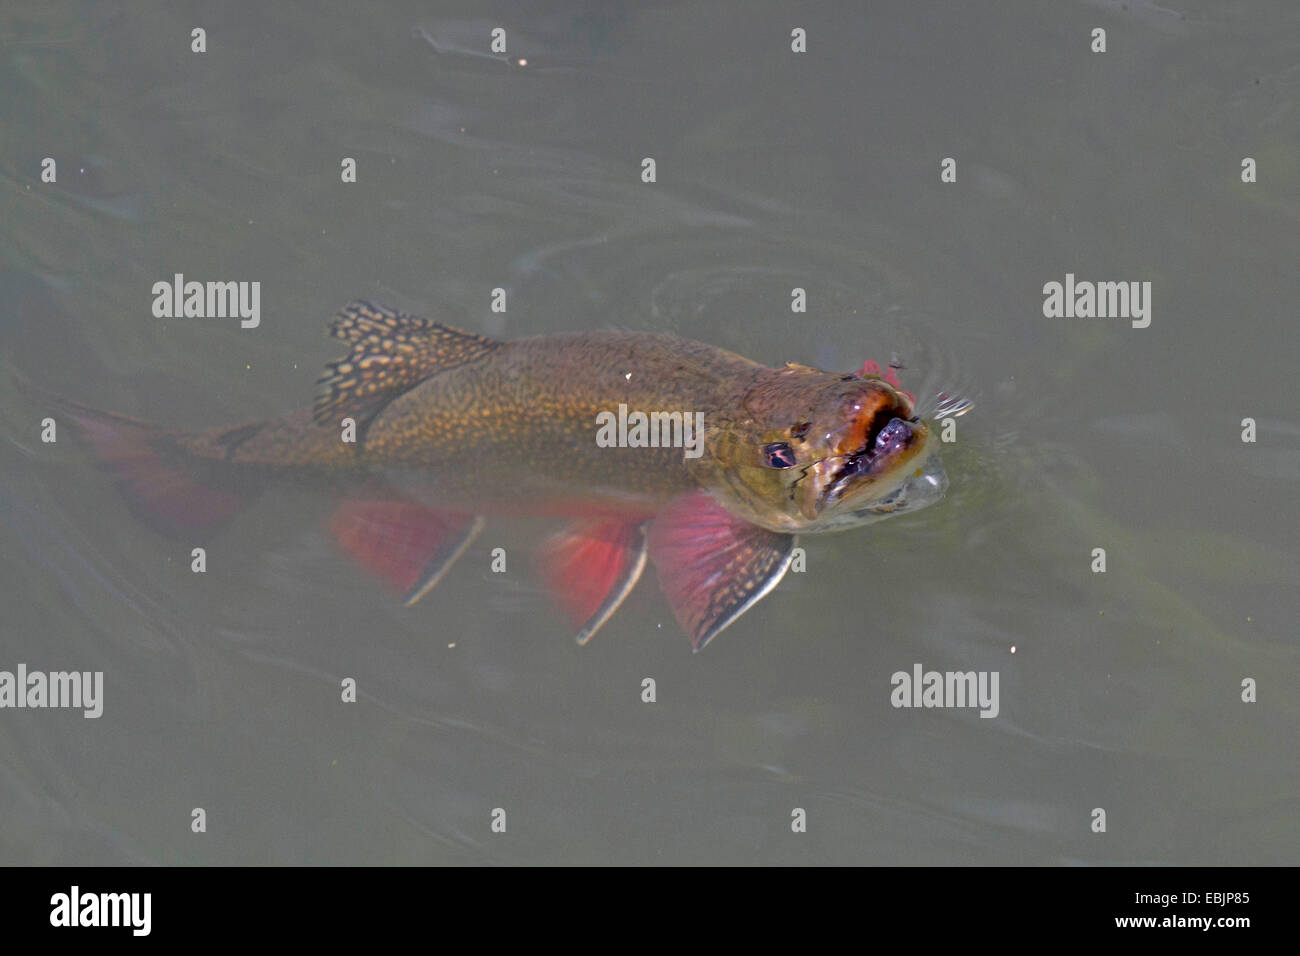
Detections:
[696, 362, 948, 533]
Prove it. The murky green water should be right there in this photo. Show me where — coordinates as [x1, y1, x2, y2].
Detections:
[2, 0, 1297, 864]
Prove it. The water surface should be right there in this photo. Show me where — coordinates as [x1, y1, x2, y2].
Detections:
[1, 0, 1297, 864]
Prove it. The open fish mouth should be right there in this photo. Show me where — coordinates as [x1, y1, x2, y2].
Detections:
[826, 414, 922, 499]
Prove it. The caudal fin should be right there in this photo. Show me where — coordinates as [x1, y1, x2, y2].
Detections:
[62, 402, 253, 536]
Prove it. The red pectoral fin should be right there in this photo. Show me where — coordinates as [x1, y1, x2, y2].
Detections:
[537, 519, 648, 645]
[329, 499, 483, 605]
[648, 493, 797, 652]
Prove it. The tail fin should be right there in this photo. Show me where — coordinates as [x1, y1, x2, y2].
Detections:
[60, 402, 254, 536]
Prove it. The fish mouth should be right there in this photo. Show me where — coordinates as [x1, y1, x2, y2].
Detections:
[791, 411, 932, 524]
[825, 414, 921, 500]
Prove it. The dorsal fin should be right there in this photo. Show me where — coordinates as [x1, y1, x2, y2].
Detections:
[314, 300, 499, 424]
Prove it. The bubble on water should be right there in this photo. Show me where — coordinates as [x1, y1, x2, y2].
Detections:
[930, 391, 974, 419]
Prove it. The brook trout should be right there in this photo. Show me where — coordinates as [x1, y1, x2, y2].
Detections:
[65, 301, 948, 650]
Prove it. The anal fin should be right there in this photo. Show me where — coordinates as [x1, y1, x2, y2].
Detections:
[329, 498, 483, 605]
[537, 519, 649, 645]
[648, 492, 796, 651]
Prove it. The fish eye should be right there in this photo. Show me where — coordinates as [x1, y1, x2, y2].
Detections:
[790, 421, 811, 440]
[762, 442, 798, 468]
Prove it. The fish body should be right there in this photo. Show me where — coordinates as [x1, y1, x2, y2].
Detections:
[200, 328, 756, 515]
[68, 301, 949, 650]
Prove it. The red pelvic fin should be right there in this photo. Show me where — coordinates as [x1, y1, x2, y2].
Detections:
[329, 499, 484, 605]
[69, 407, 250, 535]
[537, 519, 649, 645]
[647, 492, 797, 652]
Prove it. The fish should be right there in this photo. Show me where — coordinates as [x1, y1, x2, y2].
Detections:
[59, 300, 949, 651]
